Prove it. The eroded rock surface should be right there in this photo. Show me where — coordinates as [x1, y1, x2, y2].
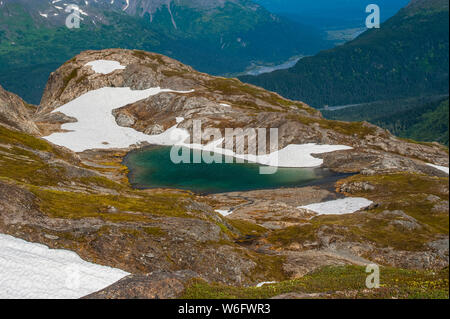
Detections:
[0, 85, 39, 135]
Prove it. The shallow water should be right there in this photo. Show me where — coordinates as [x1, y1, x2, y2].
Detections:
[125, 146, 345, 194]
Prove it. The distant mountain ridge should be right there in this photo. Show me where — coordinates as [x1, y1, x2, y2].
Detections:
[2, 0, 251, 28]
[240, 0, 449, 145]
[253, 0, 410, 29]
[241, 0, 449, 107]
[0, 0, 328, 104]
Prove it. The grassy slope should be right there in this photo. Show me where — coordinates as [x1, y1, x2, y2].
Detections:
[183, 265, 449, 299]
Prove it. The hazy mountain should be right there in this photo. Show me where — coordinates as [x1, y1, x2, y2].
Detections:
[0, 0, 328, 104]
[323, 96, 449, 146]
[253, 0, 410, 29]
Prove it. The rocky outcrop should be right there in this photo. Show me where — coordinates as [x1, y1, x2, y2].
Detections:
[38, 50, 197, 112]
[83, 270, 199, 299]
[0, 85, 40, 135]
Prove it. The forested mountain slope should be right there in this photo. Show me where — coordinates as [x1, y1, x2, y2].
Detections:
[241, 0, 449, 107]
[0, 0, 327, 104]
[324, 97, 449, 146]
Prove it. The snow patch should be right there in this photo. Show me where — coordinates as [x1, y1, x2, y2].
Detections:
[256, 281, 277, 287]
[0, 234, 129, 299]
[123, 0, 129, 11]
[178, 140, 352, 168]
[299, 197, 373, 216]
[85, 60, 126, 74]
[176, 117, 185, 124]
[427, 164, 449, 175]
[248, 144, 352, 168]
[43, 86, 353, 168]
[44, 87, 192, 152]
[215, 209, 233, 217]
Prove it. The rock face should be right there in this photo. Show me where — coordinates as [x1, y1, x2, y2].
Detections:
[83, 270, 199, 299]
[38, 50, 197, 112]
[0, 85, 40, 135]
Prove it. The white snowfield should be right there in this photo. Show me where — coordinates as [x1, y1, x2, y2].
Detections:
[427, 164, 449, 175]
[85, 60, 126, 74]
[44, 84, 353, 167]
[187, 142, 353, 168]
[299, 197, 373, 216]
[256, 281, 277, 287]
[44, 87, 193, 152]
[256, 144, 353, 167]
[0, 234, 129, 299]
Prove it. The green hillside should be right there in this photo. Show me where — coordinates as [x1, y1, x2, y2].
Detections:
[324, 97, 449, 146]
[241, 0, 449, 107]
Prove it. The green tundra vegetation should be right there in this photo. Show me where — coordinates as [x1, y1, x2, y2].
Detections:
[182, 265, 449, 299]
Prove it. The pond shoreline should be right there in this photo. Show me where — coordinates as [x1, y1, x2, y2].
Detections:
[122, 145, 354, 195]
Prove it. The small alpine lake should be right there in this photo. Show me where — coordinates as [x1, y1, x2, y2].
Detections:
[124, 146, 348, 194]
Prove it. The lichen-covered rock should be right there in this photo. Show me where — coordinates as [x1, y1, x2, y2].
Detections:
[0, 85, 40, 135]
[83, 270, 199, 299]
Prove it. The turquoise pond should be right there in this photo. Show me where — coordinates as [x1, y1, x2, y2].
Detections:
[124, 146, 346, 194]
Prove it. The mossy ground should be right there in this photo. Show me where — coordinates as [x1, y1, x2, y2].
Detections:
[182, 265, 449, 299]
[0, 126, 195, 222]
[0, 140, 127, 190]
[339, 173, 449, 236]
[268, 172, 449, 252]
[227, 219, 269, 238]
[30, 187, 191, 221]
[205, 78, 316, 115]
[0, 125, 54, 152]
